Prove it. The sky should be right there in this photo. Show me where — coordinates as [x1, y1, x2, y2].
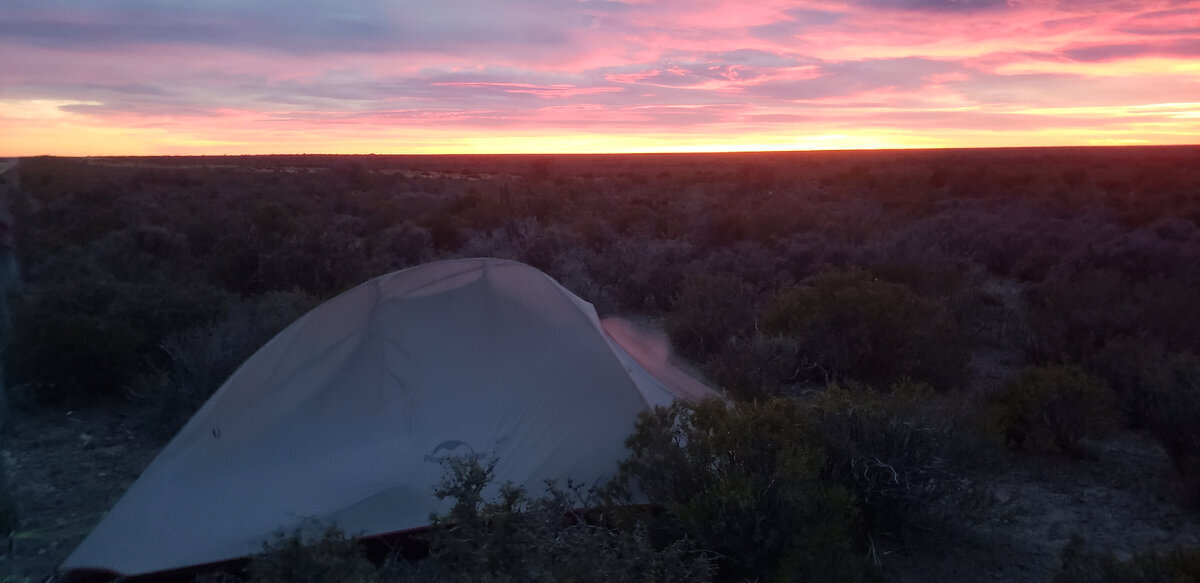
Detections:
[1, 0, 1198, 155]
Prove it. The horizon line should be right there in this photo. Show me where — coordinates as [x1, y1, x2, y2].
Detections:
[7, 143, 1199, 159]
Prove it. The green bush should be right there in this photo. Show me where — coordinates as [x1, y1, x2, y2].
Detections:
[1093, 345, 1200, 500]
[1055, 535, 1200, 583]
[84, 226, 191, 282]
[193, 573, 245, 583]
[1025, 271, 1139, 364]
[666, 273, 756, 362]
[9, 280, 230, 404]
[247, 525, 377, 583]
[761, 268, 968, 392]
[1025, 270, 1200, 365]
[1087, 337, 1164, 429]
[191, 456, 712, 583]
[701, 334, 803, 399]
[9, 301, 145, 404]
[1129, 352, 1199, 476]
[0, 472, 16, 543]
[139, 290, 317, 435]
[991, 365, 1118, 456]
[411, 456, 714, 583]
[809, 383, 994, 547]
[612, 399, 876, 582]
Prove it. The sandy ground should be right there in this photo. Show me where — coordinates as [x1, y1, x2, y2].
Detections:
[887, 432, 1200, 582]
[2, 402, 163, 580]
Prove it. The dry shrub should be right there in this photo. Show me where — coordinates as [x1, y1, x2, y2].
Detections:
[991, 364, 1118, 456]
[409, 457, 714, 583]
[1055, 536, 1200, 583]
[248, 525, 377, 583]
[809, 382, 995, 548]
[761, 268, 968, 392]
[613, 399, 875, 582]
[140, 290, 317, 434]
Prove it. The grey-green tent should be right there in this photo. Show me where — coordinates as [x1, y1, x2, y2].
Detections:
[62, 258, 716, 577]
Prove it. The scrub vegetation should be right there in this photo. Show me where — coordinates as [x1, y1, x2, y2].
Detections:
[3, 146, 1200, 581]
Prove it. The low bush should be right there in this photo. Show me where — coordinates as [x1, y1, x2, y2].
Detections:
[612, 399, 875, 582]
[1025, 270, 1200, 365]
[1087, 337, 1164, 429]
[1094, 345, 1200, 501]
[0, 472, 16, 543]
[761, 268, 968, 392]
[1130, 353, 1199, 477]
[701, 334, 805, 399]
[368, 221, 433, 273]
[809, 382, 994, 548]
[9, 301, 145, 404]
[138, 290, 317, 434]
[411, 456, 714, 583]
[1055, 535, 1200, 583]
[9, 280, 230, 404]
[991, 364, 1118, 456]
[206, 457, 713, 583]
[666, 273, 757, 362]
[247, 525, 377, 583]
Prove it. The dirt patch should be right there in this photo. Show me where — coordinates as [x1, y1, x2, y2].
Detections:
[888, 431, 1200, 582]
[2, 402, 164, 580]
[994, 433, 1200, 558]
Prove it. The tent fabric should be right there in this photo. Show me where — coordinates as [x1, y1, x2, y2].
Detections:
[62, 258, 714, 576]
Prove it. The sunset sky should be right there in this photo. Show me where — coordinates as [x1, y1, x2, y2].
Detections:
[2, 0, 1198, 155]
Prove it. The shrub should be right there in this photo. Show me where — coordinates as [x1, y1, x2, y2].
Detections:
[139, 291, 317, 435]
[761, 268, 968, 391]
[1086, 337, 1162, 429]
[1055, 535, 1200, 583]
[193, 573, 245, 583]
[209, 233, 262, 295]
[0, 472, 16, 542]
[701, 334, 804, 399]
[1095, 346, 1200, 500]
[368, 221, 433, 273]
[1062, 167, 1089, 189]
[1139, 353, 1197, 472]
[9, 280, 230, 404]
[1024, 271, 1140, 364]
[809, 383, 994, 548]
[412, 456, 714, 583]
[247, 524, 377, 583]
[83, 226, 191, 283]
[9, 298, 145, 403]
[587, 237, 695, 313]
[991, 365, 1118, 456]
[192, 456, 713, 583]
[1025, 270, 1200, 365]
[612, 399, 875, 582]
[666, 273, 757, 362]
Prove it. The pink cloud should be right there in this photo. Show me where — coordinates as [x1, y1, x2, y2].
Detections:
[430, 82, 624, 99]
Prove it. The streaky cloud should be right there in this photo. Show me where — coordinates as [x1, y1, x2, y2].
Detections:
[1063, 38, 1200, 61]
[853, 0, 1009, 12]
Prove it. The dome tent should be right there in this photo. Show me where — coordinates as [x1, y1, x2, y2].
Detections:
[62, 258, 715, 578]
